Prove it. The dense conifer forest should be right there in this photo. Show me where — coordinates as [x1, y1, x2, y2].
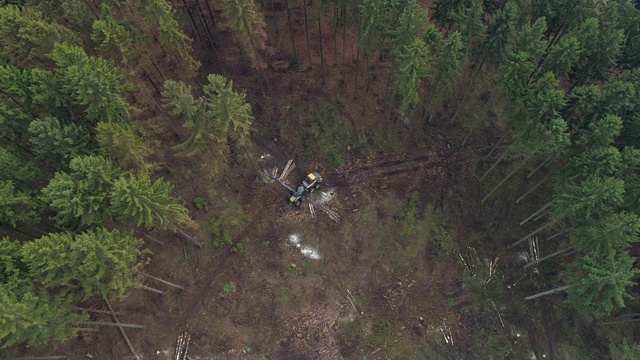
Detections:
[1, 0, 640, 358]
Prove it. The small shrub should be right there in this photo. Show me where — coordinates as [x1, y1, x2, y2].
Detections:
[231, 242, 244, 253]
[211, 233, 233, 249]
[193, 197, 209, 209]
[223, 282, 237, 293]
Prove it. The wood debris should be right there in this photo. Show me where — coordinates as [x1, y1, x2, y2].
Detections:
[174, 332, 191, 360]
[317, 203, 340, 223]
[280, 159, 295, 180]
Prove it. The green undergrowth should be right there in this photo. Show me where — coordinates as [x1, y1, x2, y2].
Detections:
[280, 101, 363, 167]
[202, 203, 250, 249]
[346, 315, 409, 359]
[392, 192, 456, 264]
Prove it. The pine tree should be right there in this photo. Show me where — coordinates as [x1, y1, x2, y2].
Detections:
[40, 155, 119, 228]
[91, 4, 134, 63]
[569, 211, 640, 255]
[0, 181, 38, 229]
[28, 116, 91, 170]
[610, 339, 640, 360]
[0, 5, 82, 68]
[20, 228, 148, 300]
[110, 174, 191, 231]
[0, 146, 39, 188]
[564, 250, 638, 314]
[202, 74, 253, 145]
[163, 75, 253, 178]
[52, 43, 132, 123]
[162, 79, 213, 157]
[140, 0, 200, 75]
[423, 30, 465, 124]
[552, 176, 625, 225]
[394, 37, 431, 117]
[96, 121, 153, 174]
[0, 285, 88, 348]
[539, 34, 583, 79]
[0, 237, 88, 348]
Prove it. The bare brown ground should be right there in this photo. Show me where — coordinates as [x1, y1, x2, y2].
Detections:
[6, 1, 543, 359]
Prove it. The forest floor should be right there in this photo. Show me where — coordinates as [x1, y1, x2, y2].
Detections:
[19, 70, 548, 359]
[7, 0, 615, 358]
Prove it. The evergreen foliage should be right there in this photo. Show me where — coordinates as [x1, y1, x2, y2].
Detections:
[564, 250, 639, 314]
[110, 174, 190, 230]
[0, 5, 82, 67]
[202, 74, 253, 145]
[52, 43, 132, 123]
[96, 121, 153, 173]
[20, 228, 148, 300]
[40, 155, 119, 228]
[0, 181, 38, 229]
[28, 116, 91, 170]
[0, 286, 87, 348]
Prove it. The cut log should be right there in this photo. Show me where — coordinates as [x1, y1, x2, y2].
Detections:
[176, 229, 202, 248]
[73, 307, 123, 316]
[103, 294, 141, 360]
[141, 285, 164, 295]
[76, 321, 144, 329]
[140, 273, 185, 290]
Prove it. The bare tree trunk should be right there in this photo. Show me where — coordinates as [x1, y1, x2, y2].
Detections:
[303, 0, 312, 69]
[523, 246, 572, 269]
[285, 0, 298, 63]
[481, 151, 536, 204]
[511, 221, 554, 248]
[204, 0, 216, 28]
[449, 55, 487, 125]
[141, 285, 165, 295]
[76, 321, 144, 329]
[103, 294, 141, 360]
[598, 318, 640, 326]
[73, 307, 123, 316]
[516, 174, 551, 203]
[524, 284, 577, 300]
[317, 0, 325, 85]
[520, 201, 554, 226]
[527, 153, 556, 179]
[140, 273, 185, 290]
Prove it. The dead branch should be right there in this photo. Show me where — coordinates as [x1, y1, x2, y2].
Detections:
[140, 273, 185, 290]
[103, 294, 141, 360]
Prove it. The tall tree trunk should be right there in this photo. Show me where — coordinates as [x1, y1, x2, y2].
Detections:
[303, 0, 312, 69]
[516, 174, 551, 203]
[317, 0, 325, 85]
[243, 18, 273, 97]
[194, 2, 226, 76]
[422, 75, 442, 124]
[340, 0, 347, 88]
[511, 221, 555, 248]
[523, 246, 573, 269]
[524, 283, 577, 300]
[204, 0, 216, 28]
[598, 318, 640, 326]
[270, 0, 279, 37]
[520, 200, 554, 226]
[285, 0, 298, 63]
[448, 55, 488, 125]
[527, 153, 556, 179]
[481, 151, 537, 204]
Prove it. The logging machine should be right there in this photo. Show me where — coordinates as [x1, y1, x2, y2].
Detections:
[264, 172, 323, 206]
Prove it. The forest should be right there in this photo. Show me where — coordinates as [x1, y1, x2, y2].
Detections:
[1, 0, 640, 358]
